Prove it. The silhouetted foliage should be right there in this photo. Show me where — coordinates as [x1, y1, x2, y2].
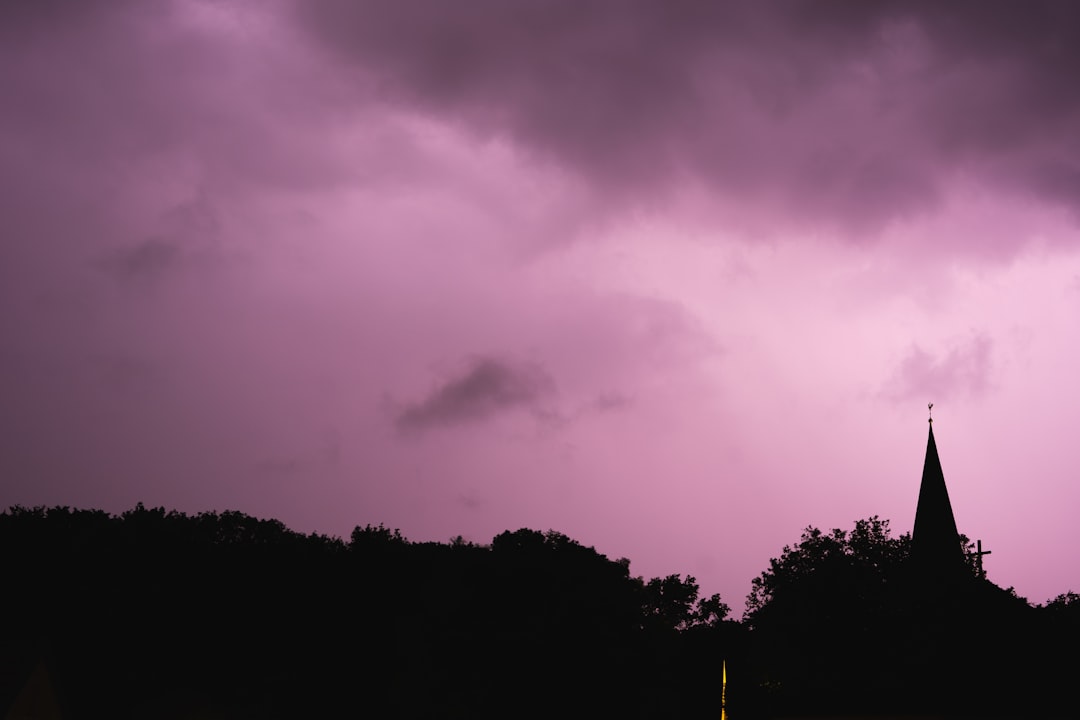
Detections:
[4, 504, 1074, 718]
[0, 505, 741, 719]
[349, 521, 406, 548]
[741, 517, 914, 714]
[745, 515, 910, 626]
[640, 574, 730, 631]
[1044, 590, 1080, 611]
[740, 515, 1078, 718]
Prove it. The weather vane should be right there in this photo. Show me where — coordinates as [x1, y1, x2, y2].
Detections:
[928, 402, 933, 423]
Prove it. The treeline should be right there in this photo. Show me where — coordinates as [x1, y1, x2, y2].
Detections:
[0, 505, 742, 719]
[3, 506, 1079, 718]
[741, 518, 1080, 716]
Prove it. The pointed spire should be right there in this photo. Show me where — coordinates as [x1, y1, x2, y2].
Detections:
[912, 410, 965, 574]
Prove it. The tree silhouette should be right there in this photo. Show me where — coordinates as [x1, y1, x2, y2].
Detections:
[1, 505, 745, 718]
[20, 503, 1073, 718]
[740, 515, 1076, 717]
[744, 516, 919, 714]
[745, 515, 909, 625]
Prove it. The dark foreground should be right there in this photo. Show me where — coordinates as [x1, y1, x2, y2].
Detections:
[2, 506, 1077, 718]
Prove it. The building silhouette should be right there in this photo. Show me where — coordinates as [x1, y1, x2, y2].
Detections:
[910, 414, 968, 582]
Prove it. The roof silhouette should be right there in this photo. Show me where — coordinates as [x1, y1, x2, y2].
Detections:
[911, 419, 965, 575]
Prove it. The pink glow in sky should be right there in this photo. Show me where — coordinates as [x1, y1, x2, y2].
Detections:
[4, 0, 1080, 613]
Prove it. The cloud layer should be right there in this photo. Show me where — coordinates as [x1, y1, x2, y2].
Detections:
[3, 0, 1080, 613]
[299, 0, 1080, 238]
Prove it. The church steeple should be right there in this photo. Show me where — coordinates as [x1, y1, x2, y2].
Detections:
[911, 406, 965, 574]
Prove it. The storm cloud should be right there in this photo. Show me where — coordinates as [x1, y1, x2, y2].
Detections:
[395, 356, 557, 432]
[298, 0, 1080, 236]
[4, 0, 1080, 614]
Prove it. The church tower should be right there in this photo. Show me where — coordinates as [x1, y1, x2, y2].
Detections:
[911, 406, 966, 577]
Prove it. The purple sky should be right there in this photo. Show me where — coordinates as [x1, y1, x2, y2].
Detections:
[4, 0, 1080, 612]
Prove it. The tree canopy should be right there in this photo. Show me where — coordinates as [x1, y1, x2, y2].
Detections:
[0, 505, 740, 719]
[4, 505, 1077, 718]
[745, 515, 909, 626]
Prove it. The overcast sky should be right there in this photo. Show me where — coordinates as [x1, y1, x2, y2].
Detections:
[4, 0, 1080, 612]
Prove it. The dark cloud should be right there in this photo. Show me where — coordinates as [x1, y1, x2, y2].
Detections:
[592, 392, 632, 413]
[162, 194, 222, 237]
[6, 0, 1077, 251]
[100, 237, 184, 282]
[298, 0, 1080, 235]
[97, 197, 223, 283]
[395, 356, 556, 432]
[456, 493, 484, 511]
[253, 433, 340, 480]
[883, 333, 994, 403]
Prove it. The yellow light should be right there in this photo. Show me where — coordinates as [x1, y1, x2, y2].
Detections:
[721, 658, 727, 719]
